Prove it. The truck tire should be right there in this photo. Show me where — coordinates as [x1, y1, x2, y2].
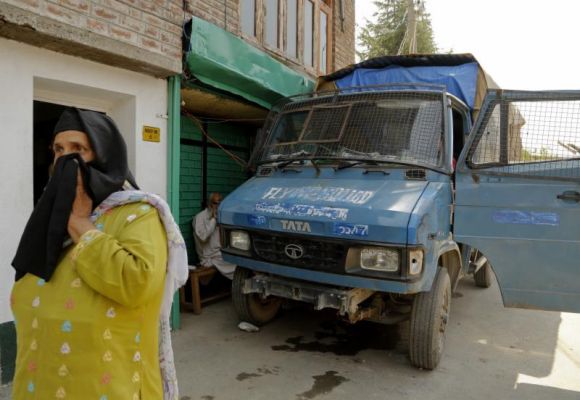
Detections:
[232, 267, 282, 326]
[474, 262, 493, 288]
[409, 267, 451, 370]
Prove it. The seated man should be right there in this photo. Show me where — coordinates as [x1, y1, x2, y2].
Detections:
[193, 192, 236, 279]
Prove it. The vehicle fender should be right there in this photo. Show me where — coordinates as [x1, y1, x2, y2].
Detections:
[435, 240, 463, 290]
[408, 182, 455, 292]
[417, 239, 462, 293]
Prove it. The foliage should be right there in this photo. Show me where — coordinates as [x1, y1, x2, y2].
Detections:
[358, 0, 437, 60]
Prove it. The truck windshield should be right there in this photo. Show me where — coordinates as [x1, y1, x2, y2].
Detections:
[258, 90, 445, 169]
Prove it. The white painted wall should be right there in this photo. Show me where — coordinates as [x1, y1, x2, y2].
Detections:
[0, 38, 170, 323]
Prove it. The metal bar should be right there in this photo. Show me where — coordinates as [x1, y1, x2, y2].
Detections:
[202, 121, 208, 209]
[167, 75, 182, 330]
[500, 101, 509, 165]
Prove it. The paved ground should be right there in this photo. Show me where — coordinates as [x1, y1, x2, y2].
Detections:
[2, 275, 580, 400]
[172, 275, 580, 400]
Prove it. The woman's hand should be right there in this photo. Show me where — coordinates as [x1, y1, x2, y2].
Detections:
[68, 171, 95, 243]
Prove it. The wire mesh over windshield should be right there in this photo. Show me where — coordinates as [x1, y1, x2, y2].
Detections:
[257, 88, 446, 168]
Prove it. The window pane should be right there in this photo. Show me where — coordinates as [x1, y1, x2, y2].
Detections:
[265, 0, 279, 48]
[240, 0, 256, 37]
[303, 0, 314, 67]
[286, 0, 297, 58]
[320, 11, 328, 73]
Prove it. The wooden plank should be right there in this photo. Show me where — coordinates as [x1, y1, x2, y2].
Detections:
[297, 0, 304, 64]
[321, 0, 332, 73]
[280, 0, 286, 52]
[313, 1, 320, 73]
[256, 0, 264, 43]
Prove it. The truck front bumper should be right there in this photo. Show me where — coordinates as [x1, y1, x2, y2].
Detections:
[223, 253, 424, 294]
[244, 273, 375, 316]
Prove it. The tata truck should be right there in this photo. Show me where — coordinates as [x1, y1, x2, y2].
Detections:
[218, 54, 580, 369]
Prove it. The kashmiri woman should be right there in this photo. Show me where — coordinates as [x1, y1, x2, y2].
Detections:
[11, 108, 188, 400]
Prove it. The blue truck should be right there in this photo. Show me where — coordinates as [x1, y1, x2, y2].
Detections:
[219, 54, 580, 369]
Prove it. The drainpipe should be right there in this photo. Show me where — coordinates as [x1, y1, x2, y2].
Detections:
[167, 75, 182, 329]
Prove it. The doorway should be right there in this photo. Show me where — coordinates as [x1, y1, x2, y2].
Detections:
[33, 101, 67, 205]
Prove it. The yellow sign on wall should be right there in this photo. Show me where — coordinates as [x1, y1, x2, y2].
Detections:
[142, 126, 160, 142]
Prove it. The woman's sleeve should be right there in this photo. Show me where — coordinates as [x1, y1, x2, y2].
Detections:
[71, 207, 167, 307]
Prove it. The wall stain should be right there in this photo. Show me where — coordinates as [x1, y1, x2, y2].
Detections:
[201, 396, 214, 400]
[296, 371, 349, 400]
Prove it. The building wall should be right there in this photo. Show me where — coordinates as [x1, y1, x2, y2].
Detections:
[332, 0, 355, 71]
[185, 0, 356, 75]
[186, 0, 239, 34]
[0, 37, 169, 323]
[0, 0, 185, 77]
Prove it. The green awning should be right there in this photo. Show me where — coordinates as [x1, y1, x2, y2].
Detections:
[185, 16, 315, 109]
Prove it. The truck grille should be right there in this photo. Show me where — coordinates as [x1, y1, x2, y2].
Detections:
[251, 231, 347, 273]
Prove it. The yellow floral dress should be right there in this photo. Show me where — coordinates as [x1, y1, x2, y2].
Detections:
[11, 202, 167, 400]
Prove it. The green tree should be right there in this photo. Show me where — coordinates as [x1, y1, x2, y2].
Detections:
[358, 0, 437, 60]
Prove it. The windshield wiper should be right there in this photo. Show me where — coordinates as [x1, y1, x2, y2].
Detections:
[276, 159, 306, 169]
[333, 159, 409, 171]
[335, 160, 379, 170]
[333, 158, 444, 174]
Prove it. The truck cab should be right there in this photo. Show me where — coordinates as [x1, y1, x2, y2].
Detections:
[218, 54, 580, 369]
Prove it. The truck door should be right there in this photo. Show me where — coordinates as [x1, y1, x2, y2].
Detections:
[455, 90, 580, 313]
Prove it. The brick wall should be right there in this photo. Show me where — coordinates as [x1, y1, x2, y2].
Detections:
[186, 0, 239, 34]
[0, 0, 185, 77]
[184, 0, 356, 77]
[332, 0, 355, 71]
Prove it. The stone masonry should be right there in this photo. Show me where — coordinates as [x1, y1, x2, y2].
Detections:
[0, 0, 185, 77]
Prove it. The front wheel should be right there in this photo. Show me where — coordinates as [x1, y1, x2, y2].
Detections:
[232, 267, 282, 326]
[409, 267, 451, 370]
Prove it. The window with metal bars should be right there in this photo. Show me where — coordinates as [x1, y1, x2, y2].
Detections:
[468, 98, 580, 180]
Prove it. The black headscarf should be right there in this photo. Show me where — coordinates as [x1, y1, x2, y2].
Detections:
[12, 108, 139, 281]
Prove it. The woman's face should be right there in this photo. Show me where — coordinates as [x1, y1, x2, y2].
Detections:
[52, 130, 95, 164]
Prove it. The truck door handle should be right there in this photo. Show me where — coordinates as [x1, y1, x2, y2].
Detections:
[557, 191, 580, 202]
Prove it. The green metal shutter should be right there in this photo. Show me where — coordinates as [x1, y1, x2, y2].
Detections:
[206, 123, 250, 197]
[179, 117, 203, 262]
[179, 116, 252, 264]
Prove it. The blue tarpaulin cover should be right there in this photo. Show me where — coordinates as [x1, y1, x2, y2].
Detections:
[335, 62, 479, 109]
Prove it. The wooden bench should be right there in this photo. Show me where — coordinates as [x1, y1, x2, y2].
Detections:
[179, 265, 230, 314]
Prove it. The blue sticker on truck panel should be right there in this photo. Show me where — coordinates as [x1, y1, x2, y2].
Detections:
[247, 215, 267, 226]
[333, 223, 369, 237]
[492, 210, 560, 226]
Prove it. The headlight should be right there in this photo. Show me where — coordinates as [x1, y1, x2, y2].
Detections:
[408, 249, 423, 275]
[360, 247, 399, 272]
[230, 231, 250, 251]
